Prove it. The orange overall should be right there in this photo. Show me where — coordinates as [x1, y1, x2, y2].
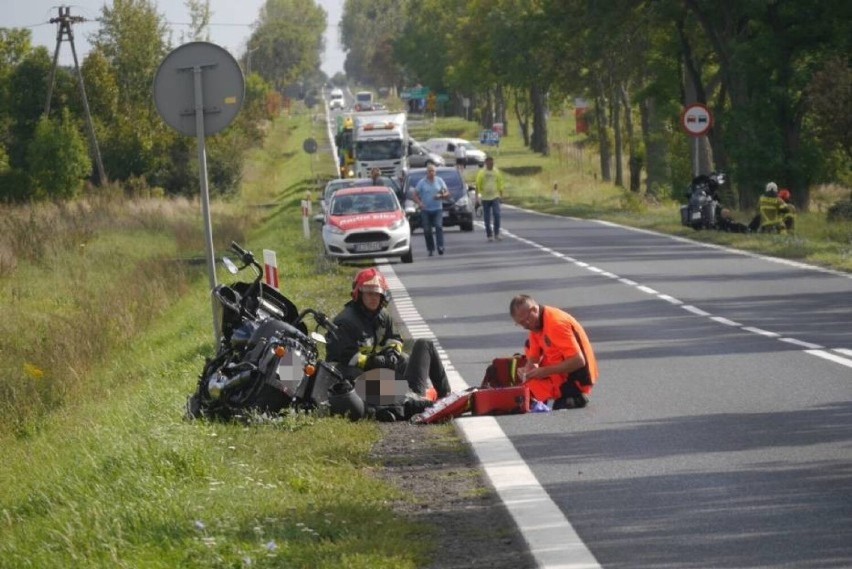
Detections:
[523, 306, 599, 402]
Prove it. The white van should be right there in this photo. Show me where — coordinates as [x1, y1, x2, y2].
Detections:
[329, 88, 345, 110]
[422, 138, 487, 167]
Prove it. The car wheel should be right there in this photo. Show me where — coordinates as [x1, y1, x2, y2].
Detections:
[401, 249, 413, 264]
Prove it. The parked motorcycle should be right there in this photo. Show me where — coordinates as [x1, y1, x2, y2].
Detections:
[680, 172, 725, 230]
[185, 242, 345, 421]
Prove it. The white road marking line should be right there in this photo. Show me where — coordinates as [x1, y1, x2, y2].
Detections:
[742, 327, 780, 338]
[380, 262, 602, 569]
[780, 338, 823, 349]
[806, 350, 852, 369]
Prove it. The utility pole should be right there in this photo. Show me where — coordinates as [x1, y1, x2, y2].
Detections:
[44, 6, 107, 187]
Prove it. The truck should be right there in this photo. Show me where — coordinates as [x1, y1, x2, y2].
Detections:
[352, 111, 408, 180]
[354, 90, 374, 111]
[334, 115, 356, 178]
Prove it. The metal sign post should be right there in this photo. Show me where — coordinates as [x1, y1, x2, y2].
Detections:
[153, 42, 245, 340]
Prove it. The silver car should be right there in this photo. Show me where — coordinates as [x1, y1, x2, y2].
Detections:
[407, 139, 445, 169]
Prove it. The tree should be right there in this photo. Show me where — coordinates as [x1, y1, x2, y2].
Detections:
[249, 0, 326, 89]
[184, 0, 212, 42]
[26, 108, 91, 200]
[92, 0, 170, 109]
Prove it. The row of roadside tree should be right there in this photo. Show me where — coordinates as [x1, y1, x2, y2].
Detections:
[0, 0, 329, 203]
[339, 0, 851, 209]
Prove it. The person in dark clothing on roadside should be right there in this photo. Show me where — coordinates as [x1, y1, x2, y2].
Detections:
[325, 268, 451, 401]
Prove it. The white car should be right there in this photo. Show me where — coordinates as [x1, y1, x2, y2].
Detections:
[322, 186, 413, 263]
[422, 137, 487, 167]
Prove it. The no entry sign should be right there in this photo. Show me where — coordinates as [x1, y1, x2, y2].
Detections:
[681, 103, 713, 137]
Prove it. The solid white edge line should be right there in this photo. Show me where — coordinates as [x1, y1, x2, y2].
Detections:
[834, 348, 852, 357]
[457, 416, 602, 569]
[380, 263, 601, 569]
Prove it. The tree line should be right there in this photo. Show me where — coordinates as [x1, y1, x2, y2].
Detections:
[340, 0, 851, 209]
[0, 0, 328, 203]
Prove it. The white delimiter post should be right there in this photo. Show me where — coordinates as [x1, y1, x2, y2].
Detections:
[263, 249, 279, 291]
[301, 200, 311, 238]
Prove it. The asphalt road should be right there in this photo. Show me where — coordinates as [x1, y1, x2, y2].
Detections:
[386, 205, 852, 568]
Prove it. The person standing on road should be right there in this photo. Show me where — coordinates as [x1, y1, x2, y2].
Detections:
[475, 155, 506, 241]
[325, 268, 451, 399]
[454, 142, 467, 175]
[510, 294, 599, 410]
[412, 165, 451, 256]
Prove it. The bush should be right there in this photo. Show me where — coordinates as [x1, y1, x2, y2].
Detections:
[826, 200, 852, 222]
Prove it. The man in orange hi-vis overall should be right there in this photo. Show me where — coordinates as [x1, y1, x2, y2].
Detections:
[510, 294, 599, 410]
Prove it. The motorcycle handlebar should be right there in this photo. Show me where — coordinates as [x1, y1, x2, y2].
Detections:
[230, 241, 260, 270]
[298, 308, 340, 336]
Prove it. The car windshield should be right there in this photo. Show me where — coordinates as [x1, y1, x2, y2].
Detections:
[324, 179, 374, 202]
[355, 139, 403, 161]
[331, 192, 397, 215]
[405, 170, 465, 200]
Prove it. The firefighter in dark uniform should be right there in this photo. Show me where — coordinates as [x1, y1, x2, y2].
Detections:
[326, 268, 451, 400]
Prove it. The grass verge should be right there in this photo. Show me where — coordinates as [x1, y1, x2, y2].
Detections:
[0, 108, 431, 568]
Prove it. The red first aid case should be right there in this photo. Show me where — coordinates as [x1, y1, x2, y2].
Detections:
[481, 354, 527, 388]
[471, 385, 530, 416]
[411, 389, 476, 424]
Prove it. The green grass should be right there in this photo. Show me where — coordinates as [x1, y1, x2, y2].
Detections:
[0, 107, 429, 569]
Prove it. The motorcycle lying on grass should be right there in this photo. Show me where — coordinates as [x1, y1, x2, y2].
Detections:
[680, 171, 725, 230]
[185, 242, 345, 422]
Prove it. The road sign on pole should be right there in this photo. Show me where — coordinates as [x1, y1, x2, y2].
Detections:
[154, 41, 245, 341]
[681, 103, 713, 137]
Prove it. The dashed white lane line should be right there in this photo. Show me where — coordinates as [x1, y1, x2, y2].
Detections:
[807, 350, 852, 369]
[379, 264, 602, 569]
[506, 207, 852, 366]
[372, 215, 850, 568]
[492, 222, 852, 368]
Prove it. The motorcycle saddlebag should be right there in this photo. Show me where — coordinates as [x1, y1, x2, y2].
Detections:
[471, 385, 530, 416]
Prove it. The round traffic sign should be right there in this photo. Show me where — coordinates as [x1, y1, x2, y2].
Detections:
[681, 103, 713, 137]
[153, 42, 245, 137]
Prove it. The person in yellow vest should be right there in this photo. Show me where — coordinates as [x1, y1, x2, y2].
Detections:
[475, 155, 506, 241]
[752, 182, 793, 234]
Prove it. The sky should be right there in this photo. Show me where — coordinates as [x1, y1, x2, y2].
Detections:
[6, 0, 346, 77]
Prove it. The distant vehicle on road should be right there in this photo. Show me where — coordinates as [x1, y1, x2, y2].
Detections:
[354, 91, 374, 112]
[403, 167, 475, 233]
[422, 138, 487, 167]
[407, 139, 445, 169]
[329, 88, 345, 110]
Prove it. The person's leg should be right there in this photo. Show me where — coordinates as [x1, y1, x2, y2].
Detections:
[483, 199, 493, 239]
[421, 210, 435, 254]
[493, 198, 502, 239]
[551, 380, 589, 410]
[403, 338, 450, 397]
[434, 210, 445, 254]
